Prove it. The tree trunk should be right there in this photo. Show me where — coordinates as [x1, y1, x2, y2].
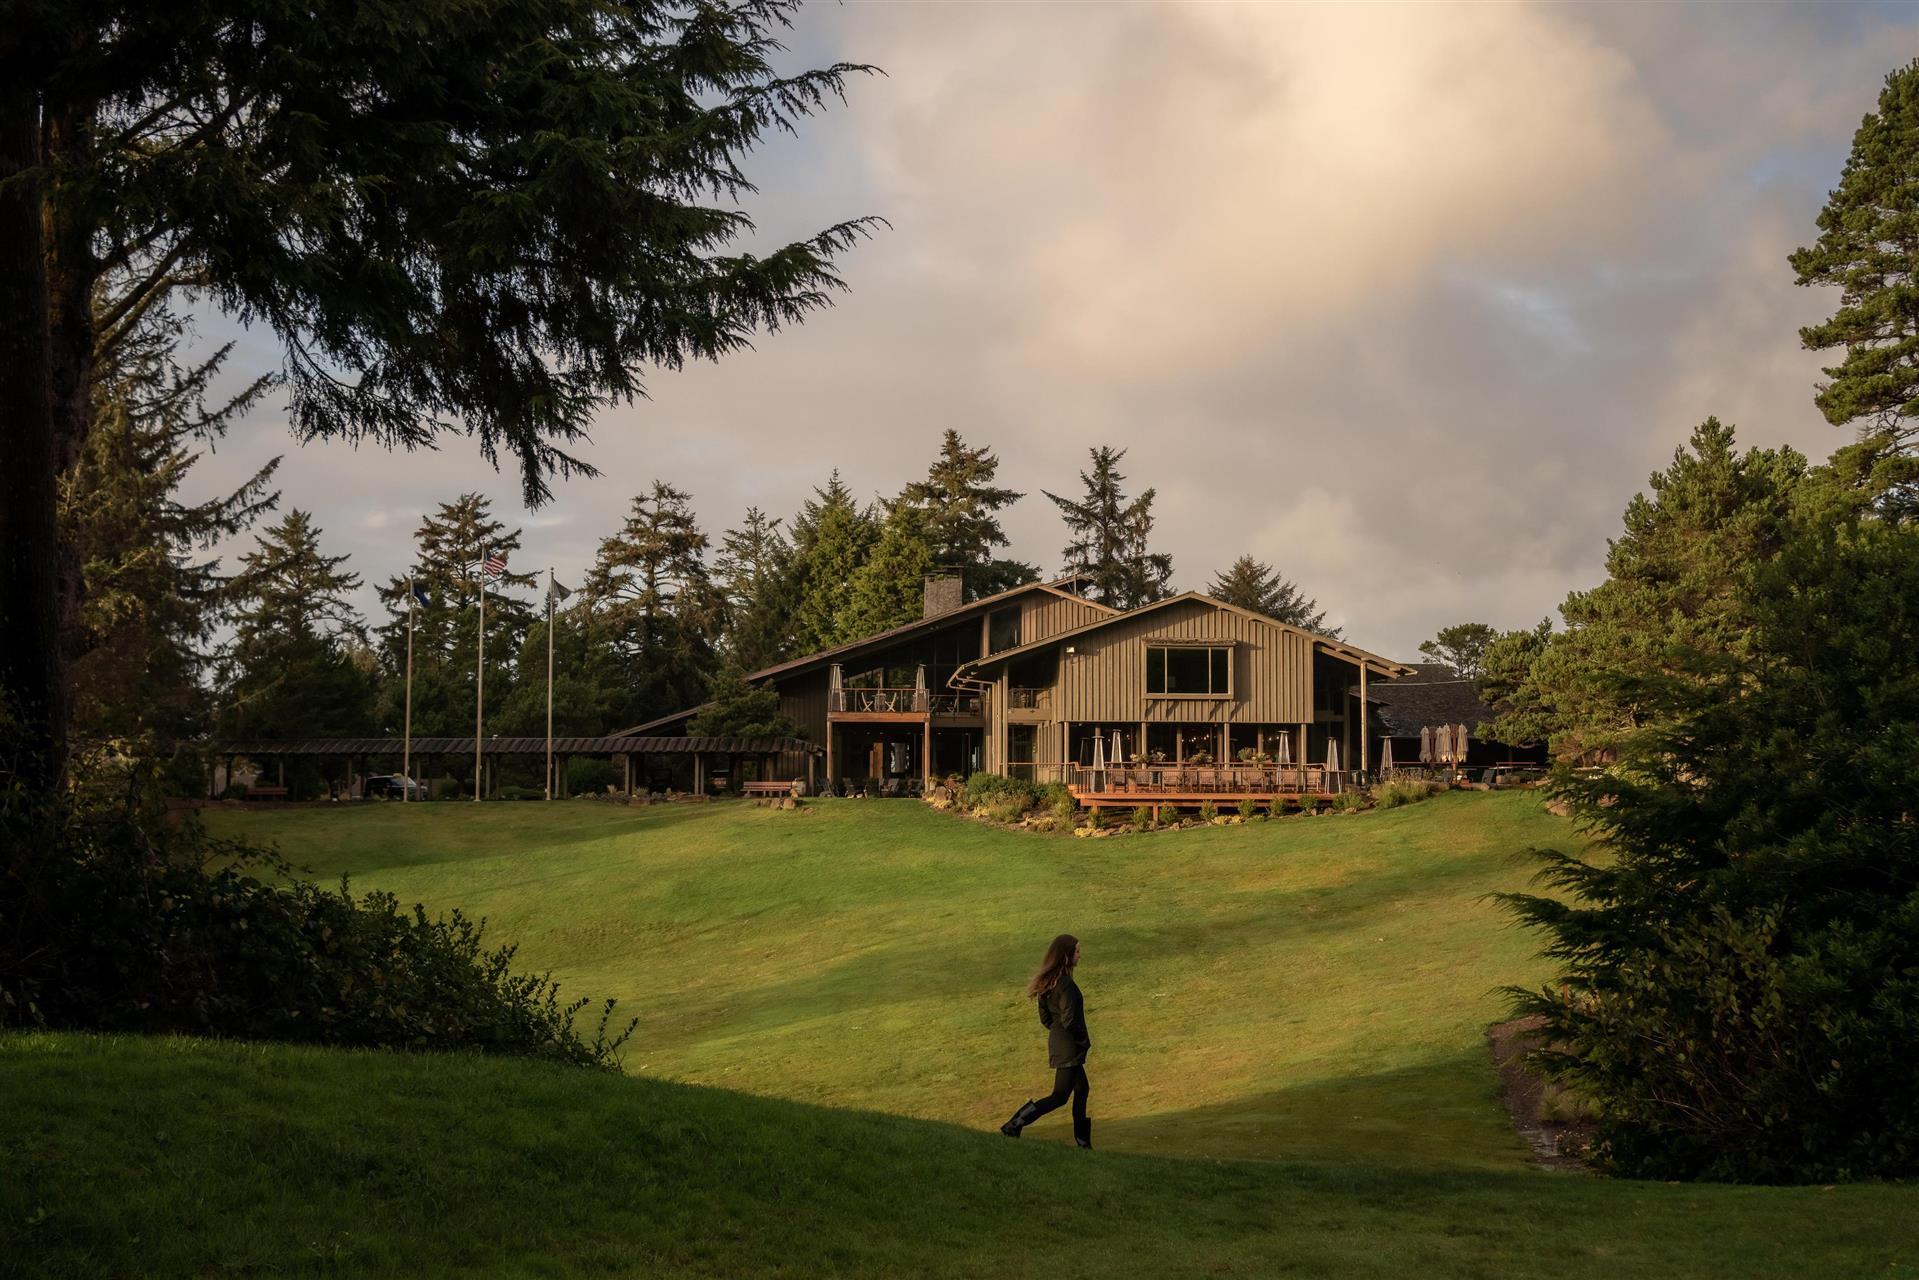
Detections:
[0, 86, 62, 793]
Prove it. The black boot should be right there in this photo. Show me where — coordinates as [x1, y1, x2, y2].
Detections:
[1001, 1100, 1042, 1137]
[1074, 1116, 1092, 1148]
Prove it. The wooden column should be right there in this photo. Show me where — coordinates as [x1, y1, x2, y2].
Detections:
[277, 758, 285, 787]
[825, 727, 836, 791]
[622, 754, 632, 796]
[1222, 723, 1230, 764]
[923, 716, 933, 785]
[1298, 720, 1310, 784]
[1359, 664, 1370, 777]
[695, 753, 705, 796]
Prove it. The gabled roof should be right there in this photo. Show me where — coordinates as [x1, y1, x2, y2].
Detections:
[738, 576, 1117, 684]
[954, 591, 1413, 681]
[1368, 663, 1494, 736]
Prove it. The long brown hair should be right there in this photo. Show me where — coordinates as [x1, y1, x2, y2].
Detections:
[1026, 933, 1079, 999]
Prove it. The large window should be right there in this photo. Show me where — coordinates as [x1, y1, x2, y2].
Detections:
[1146, 645, 1231, 697]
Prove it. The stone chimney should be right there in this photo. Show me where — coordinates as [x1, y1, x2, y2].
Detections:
[922, 574, 964, 619]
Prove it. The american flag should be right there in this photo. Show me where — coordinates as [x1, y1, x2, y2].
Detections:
[482, 548, 509, 579]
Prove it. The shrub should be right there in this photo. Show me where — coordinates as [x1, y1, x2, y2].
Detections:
[1329, 792, 1366, 812]
[1084, 807, 1106, 831]
[978, 796, 1030, 824]
[565, 757, 619, 794]
[1237, 798, 1258, 821]
[964, 772, 1039, 809]
[1198, 801, 1217, 823]
[1039, 782, 1076, 821]
[1131, 805, 1153, 831]
[0, 795, 634, 1070]
[1373, 779, 1440, 808]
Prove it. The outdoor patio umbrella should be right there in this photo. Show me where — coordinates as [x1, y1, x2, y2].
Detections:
[1419, 725, 1433, 763]
[1380, 737, 1395, 774]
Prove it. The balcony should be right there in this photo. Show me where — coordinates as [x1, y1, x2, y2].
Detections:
[829, 688, 983, 718]
[1006, 686, 1050, 721]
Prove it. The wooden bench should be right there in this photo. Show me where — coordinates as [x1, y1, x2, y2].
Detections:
[243, 786, 289, 801]
[741, 781, 798, 798]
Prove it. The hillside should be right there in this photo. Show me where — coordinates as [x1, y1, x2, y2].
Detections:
[6, 1031, 1917, 1279]
[208, 791, 1571, 1167]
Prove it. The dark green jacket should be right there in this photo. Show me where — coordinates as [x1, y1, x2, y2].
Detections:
[1039, 975, 1091, 1068]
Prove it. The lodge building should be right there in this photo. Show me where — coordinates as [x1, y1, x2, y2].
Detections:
[633, 575, 1416, 798]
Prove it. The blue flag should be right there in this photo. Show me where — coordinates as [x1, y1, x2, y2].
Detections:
[411, 583, 431, 609]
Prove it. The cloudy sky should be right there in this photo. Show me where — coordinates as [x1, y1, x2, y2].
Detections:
[193, 1, 1916, 661]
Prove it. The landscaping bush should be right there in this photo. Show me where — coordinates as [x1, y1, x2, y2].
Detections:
[964, 772, 1038, 809]
[1329, 792, 1367, 812]
[1373, 779, 1440, 808]
[1084, 808, 1106, 831]
[1039, 782, 1076, 821]
[1237, 798, 1258, 821]
[1131, 806, 1153, 831]
[1198, 801, 1217, 823]
[0, 793, 634, 1070]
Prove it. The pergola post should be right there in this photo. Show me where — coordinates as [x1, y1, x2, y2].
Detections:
[824, 727, 835, 793]
[1359, 663, 1370, 779]
[922, 717, 933, 787]
[622, 754, 632, 797]
[277, 757, 285, 787]
[695, 753, 705, 797]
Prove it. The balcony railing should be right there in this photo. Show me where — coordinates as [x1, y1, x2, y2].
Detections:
[829, 688, 983, 716]
[831, 687, 924, 713]
[1007, 686, 1049, 711]
[928, 693, 982, 716]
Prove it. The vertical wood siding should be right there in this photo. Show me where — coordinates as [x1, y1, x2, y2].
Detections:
[1018, 592, 1111, 645]
[1053, 599, 1314, 724]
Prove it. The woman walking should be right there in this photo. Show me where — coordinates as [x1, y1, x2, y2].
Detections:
[999, 933, 1092, 1148]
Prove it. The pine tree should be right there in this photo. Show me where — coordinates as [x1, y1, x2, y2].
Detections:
[583, 482, 721, 725]
[59, 304, 279, 752]
[841, 499, 936, 639]
[788, 472, 878, 651]
[715, 507, 794, 672]
[1206, 555, 1335, 635]
[1417, 623, 1498, 680]
[220, 511, 376, 764]
[898, 430, 1036, 599]
[376, 494, 535, 738]
[3, 2, 875, 793]
[1043, 446, 1173, 610]
[1790, 60, 1919, 518]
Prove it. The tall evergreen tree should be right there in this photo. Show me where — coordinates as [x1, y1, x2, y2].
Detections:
[714, 507, 794, 672]
[841, 499, 936, 639]
[1479, 419, 1846, 757]
[1417, 623, 1498, 680]
[1044, 446, 1173, 610]
[898, 430, 1036, 599]
[1207, 555, 1335, 635]
[220, 511, 376, 777]
[377, 494, 534, 738]
[59, 303, 278, 751]
[687, 662, 797, 740]
[583, 482, 720, 726]
[788, 472, 878, 651]
[1790, 60, 1919, 518]
[3, 2, 874, 794]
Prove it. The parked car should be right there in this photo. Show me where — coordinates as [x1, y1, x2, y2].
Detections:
[363, 774, 424, 799]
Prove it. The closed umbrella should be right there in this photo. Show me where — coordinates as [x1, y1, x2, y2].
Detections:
[1381, 737, 1395, 774]
[1419, 725, 1433, 763]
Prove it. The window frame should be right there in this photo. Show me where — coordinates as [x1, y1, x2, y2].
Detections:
[1144, 643, 1234, 699]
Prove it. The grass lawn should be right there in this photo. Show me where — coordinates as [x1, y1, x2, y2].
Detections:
[6, 793, 1913, 1278]
[208, 790, 1572, 1167]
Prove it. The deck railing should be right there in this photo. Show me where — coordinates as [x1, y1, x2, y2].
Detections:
[1046, 762, 1360, 795]
[1007, 686, 1049, 711]
[830, 687, 926, 713]
[829, 688, 983, 716]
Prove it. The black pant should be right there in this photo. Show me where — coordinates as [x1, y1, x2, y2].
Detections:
[1029, 1064, 1089, 1124]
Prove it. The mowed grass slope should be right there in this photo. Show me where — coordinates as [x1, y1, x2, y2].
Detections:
[7, 1031, 1918, 1280]
[202, 791, 1568, 1167]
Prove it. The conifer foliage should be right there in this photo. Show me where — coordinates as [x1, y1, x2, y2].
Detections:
[898, 430, 1037, 599]
[1790, 60, 1919, 517]
[1207, 556, 1334, 635]
[1044, 447, 1174, 610]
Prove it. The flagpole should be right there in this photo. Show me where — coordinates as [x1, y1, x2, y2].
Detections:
[545, 567, 555, 802]
[403, 578, 416, 803]
[475, 554, 485, 803]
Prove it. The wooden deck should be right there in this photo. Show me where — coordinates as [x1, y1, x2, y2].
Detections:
[1068, 786, 1339, 818]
